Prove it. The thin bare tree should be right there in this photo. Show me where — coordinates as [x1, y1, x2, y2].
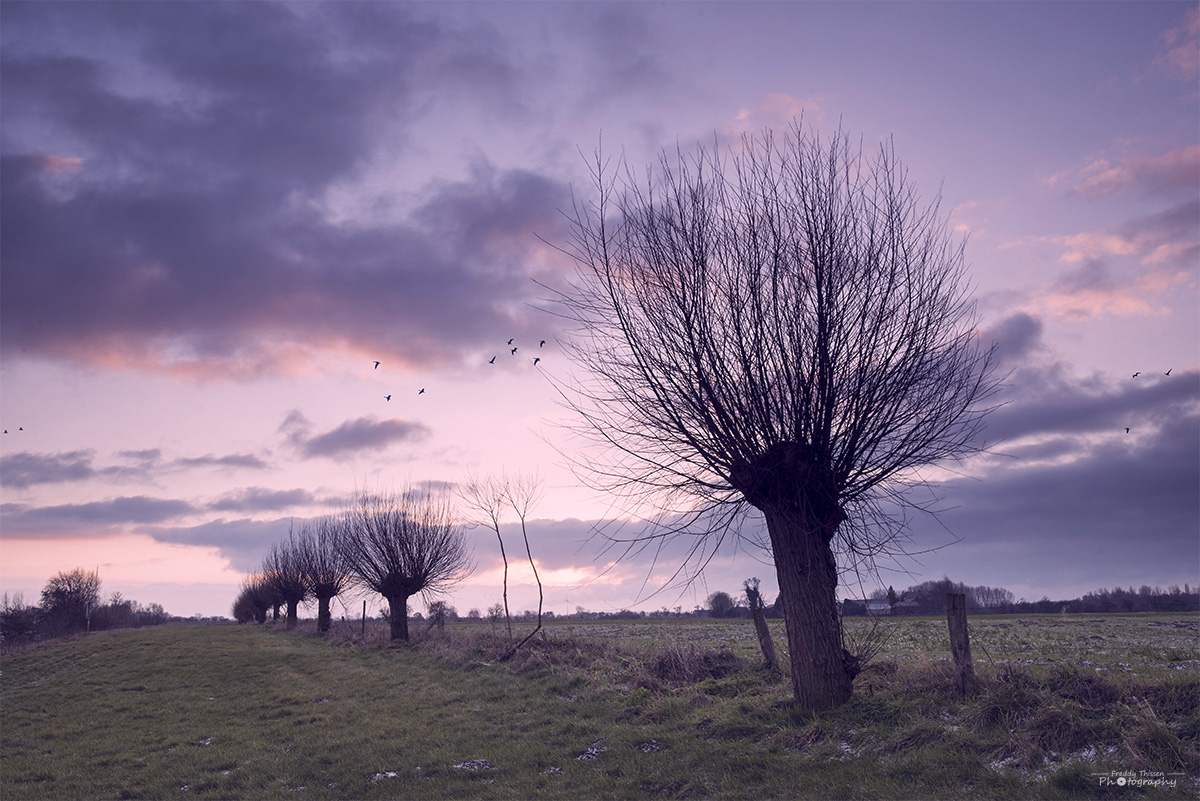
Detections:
[501, 472, 544, 660]
[293, 516, 352, 633]
[460, 474, 514, 641]
[554, 123, 998, 709]
[262, 538, 309, 630]
[339, 487, 472, 641]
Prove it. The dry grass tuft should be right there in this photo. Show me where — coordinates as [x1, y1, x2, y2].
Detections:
[1118, 696, 1200, 774]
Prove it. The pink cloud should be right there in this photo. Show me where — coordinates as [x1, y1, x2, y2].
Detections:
[1155, 6, 1200, 81]
[1072, 146, 1200, 198]
[729, 93, 822, 131]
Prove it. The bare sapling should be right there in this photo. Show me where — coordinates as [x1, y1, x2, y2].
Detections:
[461, 475, 514, 641]
[501, 473, 545, 660]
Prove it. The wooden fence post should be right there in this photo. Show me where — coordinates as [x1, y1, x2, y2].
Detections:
[945, 592, 977, 696]
[361, 600, 367, 637]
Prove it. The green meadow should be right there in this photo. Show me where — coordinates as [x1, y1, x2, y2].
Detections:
[2, 615, 1197, 800]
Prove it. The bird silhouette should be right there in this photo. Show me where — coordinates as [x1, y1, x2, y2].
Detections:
[1125, 427, 1130, 434]
[540, 340, 546, 348]
[1132, 372, 1141, 378]
[507, 338, 514, 345]
[418, 388, 425, 395]
[385, 395, 391, 401]
[533, 357, 541, 366]
[511, 347, 518, 355]
[2, 430, 6, 434]
[489, 356, 496, 364]
[1165, 368, 1173, 376]
[374, 361, 381, 370]
[18, 427, 22, 431]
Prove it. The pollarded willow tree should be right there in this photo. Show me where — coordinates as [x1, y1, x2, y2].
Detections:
[556, 124, 998, 710]
[339, 487, 472, 641]
[292, 516, 352, 633]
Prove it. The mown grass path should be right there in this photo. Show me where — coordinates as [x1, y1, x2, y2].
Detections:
[2, 621, 1197, 800]
[4, 625, 637, 800]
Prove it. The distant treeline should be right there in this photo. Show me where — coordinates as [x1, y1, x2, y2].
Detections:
[1, 568, 174, 648]
[842, 576, 1200, 616]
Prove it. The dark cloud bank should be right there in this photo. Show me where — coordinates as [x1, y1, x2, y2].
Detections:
[1, 2, 574, 374]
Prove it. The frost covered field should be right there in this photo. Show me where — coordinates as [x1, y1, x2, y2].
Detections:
[548, 613, 1200, 678]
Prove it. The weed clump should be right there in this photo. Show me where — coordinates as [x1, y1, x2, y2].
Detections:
[1044, 663, 1122, 709]
[641, 643, 742, 687]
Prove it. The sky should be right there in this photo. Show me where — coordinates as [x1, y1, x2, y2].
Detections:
[1, 1, 1197, 620]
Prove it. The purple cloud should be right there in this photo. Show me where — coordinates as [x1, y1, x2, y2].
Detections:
[209, 487, 315, 513]
[0, 2, 573, 376]
[297, 416, 431, 459]
[0, 450, 96, 489]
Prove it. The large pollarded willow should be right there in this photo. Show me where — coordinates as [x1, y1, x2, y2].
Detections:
[557, 125, 997, 709]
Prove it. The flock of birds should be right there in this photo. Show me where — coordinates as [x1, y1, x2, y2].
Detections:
[1124, 368, 1173, 433]
[374, 337, 548, 402]
[0, 356, 1179, 435]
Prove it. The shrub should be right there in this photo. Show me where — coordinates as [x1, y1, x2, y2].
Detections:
[0, 592, 40, 645]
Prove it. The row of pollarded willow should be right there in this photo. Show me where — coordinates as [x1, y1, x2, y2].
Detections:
[230, 487, 472, 641]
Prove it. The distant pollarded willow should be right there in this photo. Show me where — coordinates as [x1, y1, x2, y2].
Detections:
[554, 123, 998, 710]
[291, 516, 352, 633]
[338, 487, 472, 641]
[261, 539, 308, 631]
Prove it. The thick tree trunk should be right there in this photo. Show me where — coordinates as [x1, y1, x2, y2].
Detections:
[317, 596, 332, 633]
[285, 600, 298, 630]
[764, 505, 853, 710]
[386, 595, 410, 641]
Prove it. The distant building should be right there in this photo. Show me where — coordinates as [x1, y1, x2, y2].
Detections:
[865, 600, 892, 616]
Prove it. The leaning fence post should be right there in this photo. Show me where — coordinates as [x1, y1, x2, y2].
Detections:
[945, 592, 977, 696]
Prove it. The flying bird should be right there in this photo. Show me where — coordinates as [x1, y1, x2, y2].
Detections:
[385, 395, 391, 401]
[511, 347, 518, 355]
[1125, 427, 1130, 434]
[489, 356, 496, 364]
[507, 338, 514, 345]
[533, 357, 541, 366]
[540, 340, 546, 348]
[1165, 368, 1173, 376]
[1132, 372, 1140, 378]
[418, 388, 425, 395]
[374, 361, 381, 370]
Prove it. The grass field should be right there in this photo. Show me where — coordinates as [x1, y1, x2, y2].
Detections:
[2, 614, 1197, 800]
